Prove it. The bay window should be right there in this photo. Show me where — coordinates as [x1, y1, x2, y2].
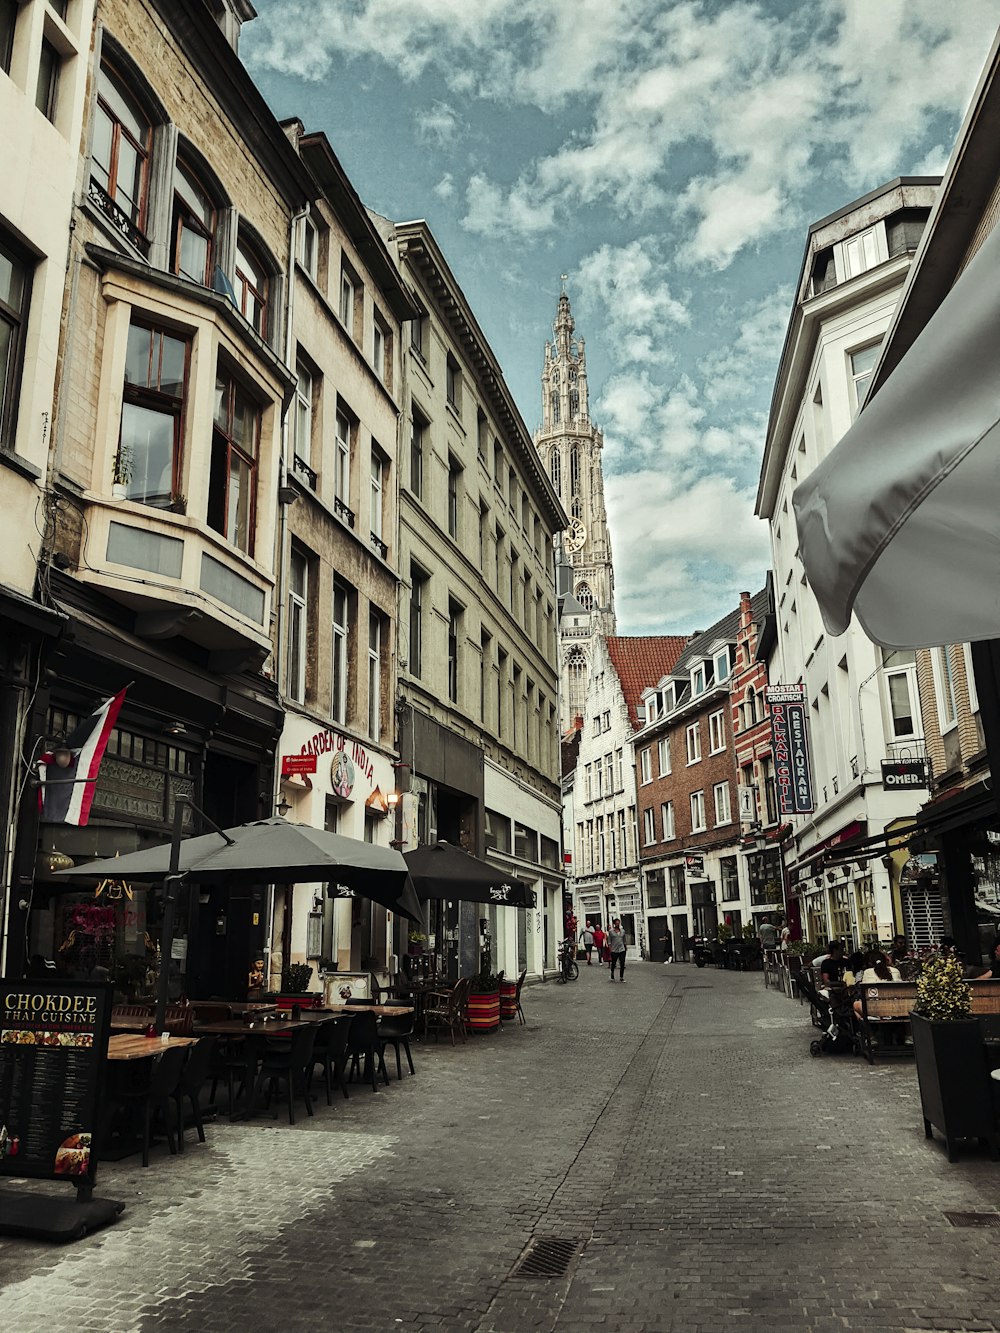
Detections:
[118, 321, 188, 506]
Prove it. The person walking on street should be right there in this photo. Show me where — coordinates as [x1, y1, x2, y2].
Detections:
[757, 915, 778, 950]
[593, 922, 606, 963]
[579, 921, 596, 964]
[608, 918, 627, 981]
[660, 926, 673, 964]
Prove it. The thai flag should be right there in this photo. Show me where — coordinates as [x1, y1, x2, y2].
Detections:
[38, 688, 127, 825]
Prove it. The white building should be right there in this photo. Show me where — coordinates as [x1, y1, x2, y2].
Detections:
[756, 178, 939, 947]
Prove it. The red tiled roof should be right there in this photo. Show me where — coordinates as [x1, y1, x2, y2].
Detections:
[605, 635, 689, 729]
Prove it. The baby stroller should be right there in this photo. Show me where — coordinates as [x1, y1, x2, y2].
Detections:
[794, 971, 860, 1056]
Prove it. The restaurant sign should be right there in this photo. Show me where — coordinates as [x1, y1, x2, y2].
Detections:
[767, 684, 815, 816]
[0, 980, 112, 1190]
[684, 853, 705, 880]
[881, 759, 928, 790]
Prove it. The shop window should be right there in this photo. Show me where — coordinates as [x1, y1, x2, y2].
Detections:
[209, 367, 259, 555]
[118, 320, 188, 506]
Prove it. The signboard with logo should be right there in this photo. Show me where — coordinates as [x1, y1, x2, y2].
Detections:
[0, 981, 112, 1190]
[767, 684, 815, 816]
[685, 853, 705, 880]
[281, 754, 317, 777]
[881, 759, 928, 790]
[738, 785, 757, 823]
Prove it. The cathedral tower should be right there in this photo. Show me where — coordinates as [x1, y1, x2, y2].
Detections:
[534, 287, 617, 732]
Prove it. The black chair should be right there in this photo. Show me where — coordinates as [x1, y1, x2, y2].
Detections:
[106, 1044, 188, 1168]
[173, 1036, 216, 1151]
[346, 1011, 389, 1092]
[378, 1004, 416, 1080]
[310, 1017, 351, 1104]
[513, 968, 527, 1026]
[252, 1026, 318, 1124]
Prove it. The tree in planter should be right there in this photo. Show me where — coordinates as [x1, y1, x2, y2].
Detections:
[467, 967, 502, 1033]
[280, 962, 313, 994]
[911, 957, 997, 1161]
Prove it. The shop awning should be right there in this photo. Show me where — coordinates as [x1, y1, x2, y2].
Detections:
[793, 217, 1000, 650]
[403, 841, 536, 908]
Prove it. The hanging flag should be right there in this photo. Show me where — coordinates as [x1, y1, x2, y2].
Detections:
[38, 688, 127, 826]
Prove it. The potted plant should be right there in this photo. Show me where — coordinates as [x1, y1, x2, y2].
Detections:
[275, 962, 314, 1009]
[408, 931, 427, 956]
[467, 967, 502, 1034]
[112, 442, 133, 499]
[911, 956, 997, 1161]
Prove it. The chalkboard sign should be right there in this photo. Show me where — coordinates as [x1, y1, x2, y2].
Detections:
[0, 980, 112, 1191]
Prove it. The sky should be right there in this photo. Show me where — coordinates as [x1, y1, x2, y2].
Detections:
[242, 1, 999, 637]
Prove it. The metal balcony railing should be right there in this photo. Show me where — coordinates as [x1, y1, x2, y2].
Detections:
[88, 179, 150, 257]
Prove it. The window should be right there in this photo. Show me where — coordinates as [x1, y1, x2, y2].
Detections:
[334, 407, 351, 508]
[409, 311, 427, 360]
[691, 663, 707, 695]
[299, 212, 319, 280]
[446, 354, 460, 410]
[410, 408, 426, 498]
[584, 764, 592, 802]
[657, 737, 670, 776]
[850, 342, 881, 413]
[287, 545, 308, 704]
[372, 317, 388, 384]
[614, 748, 623, 791]
[209, 368, 259, 554]
[339, 264, 356, 336]
[514, 821, 537, 862]
[883, 649, 921, 740]
[368, 610, 382, 741]
[91, 63, 151, 238]
[639, 748, 652, 783]
[35, 38, 59, 121]
[480, 629, 491, 721]
[484, 808, 511, 854]
[715, 648, 731, 683]
[293, 359, 313, 467]
[448, 458, 461, 539]
[642, 807, 656, 846]
[331, 579, 349, 723]
[550, 447, 561, 495]
[761, 755, 778, 824]
[604, 752, 613, 795]
[593, 761, 602, 800]
[690, 790, 706, 832]
[934, 645, 958, 730]
[743, 687, 759, 729]
[714, 781, 731, 826]
[709, 709, 726, 754]
[685, 722, 701, 764]
[409, 566, 426, 678]
[447, 599, 461, 703]
[570, 444, 580, 496]
[1, 0, 16, 75]
[576, 582, 593, 611]
[235, 236, 269, 338]
[661, 801, 675, 840]
[0, 236, 31, 447]
[669, 865, 686, 907]
[370, 447, 385, 546]
[119, 321, 188, 506]
[721, 856, 739, 901]
[172, 159, 216, 286]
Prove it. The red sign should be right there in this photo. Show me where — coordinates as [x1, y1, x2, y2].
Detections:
[281, 754, 317, 777]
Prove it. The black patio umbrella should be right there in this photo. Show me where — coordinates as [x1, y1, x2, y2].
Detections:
[56, 816, 422, 920]
[57, 812, 423, 1029]
[403, 840, 536, 907]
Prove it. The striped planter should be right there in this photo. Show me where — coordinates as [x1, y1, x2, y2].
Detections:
[499, 980, 517, 1022]
[466, 990, 500, 1033]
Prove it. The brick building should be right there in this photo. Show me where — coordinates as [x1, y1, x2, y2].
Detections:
[635, 600, 765, 956]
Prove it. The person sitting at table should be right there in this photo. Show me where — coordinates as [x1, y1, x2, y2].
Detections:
[844, 950, 866, 986]
[816, 941, 847, 986]
[858, 949, 901, 984]
[976, 939, 1000, 980]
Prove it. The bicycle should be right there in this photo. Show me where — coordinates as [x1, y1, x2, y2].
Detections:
[555, 939, 580, 983]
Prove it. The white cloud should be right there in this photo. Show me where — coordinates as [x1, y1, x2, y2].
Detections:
[462, 172, 557, 237]
[433, 173, 455, 199]
[576, 240, 689, 366]
[416, 100, 461, 145]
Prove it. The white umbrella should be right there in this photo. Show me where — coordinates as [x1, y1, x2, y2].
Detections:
[793, 216, 1000, 649]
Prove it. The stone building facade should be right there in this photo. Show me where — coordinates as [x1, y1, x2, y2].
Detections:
[21, 0, 314, 996]
[373, 217, 567, 981]
[756, 178, 938, 949]
[0, 0, 96, 971]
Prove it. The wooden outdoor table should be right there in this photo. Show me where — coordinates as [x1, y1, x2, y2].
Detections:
[110, 1018, 153, 1033]
[107, 1034, 198, 1060]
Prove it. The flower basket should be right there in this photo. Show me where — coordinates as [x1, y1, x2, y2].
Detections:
[466, 989, 500, 1033]
[500, 978, 517, 1021]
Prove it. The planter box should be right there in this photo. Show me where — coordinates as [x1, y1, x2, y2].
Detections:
[500, 981, 517, 1021]
[467, 990, 500, 1033]
[911, 1012, 999, 1161]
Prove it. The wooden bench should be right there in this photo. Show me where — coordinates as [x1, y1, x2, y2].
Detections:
[858, 978, 1000, 1064]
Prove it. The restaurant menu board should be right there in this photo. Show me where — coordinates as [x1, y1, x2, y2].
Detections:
[0, 980, 112, 1186]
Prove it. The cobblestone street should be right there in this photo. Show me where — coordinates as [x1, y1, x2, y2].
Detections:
[2, 963, 1000, 1333]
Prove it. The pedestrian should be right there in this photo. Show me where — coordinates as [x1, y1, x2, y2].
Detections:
[593, 922, 606, 962]
[579, 920, 596, 964]
[660, 926, 673, 964]
[608, 917, 627, 981]
[778, 916, 792, 950]
[757, 914, 778, 950]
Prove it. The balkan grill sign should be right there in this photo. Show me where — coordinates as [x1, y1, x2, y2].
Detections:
[767, 684, 815, 816]
[0, 981, 112, 1188]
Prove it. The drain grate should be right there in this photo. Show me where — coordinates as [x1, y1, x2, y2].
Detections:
[511, 1236, 580, 1278]
[945, 1211, 1000, 1228]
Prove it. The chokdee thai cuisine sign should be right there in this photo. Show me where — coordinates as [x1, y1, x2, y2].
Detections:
[767, 684, 815, 816]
